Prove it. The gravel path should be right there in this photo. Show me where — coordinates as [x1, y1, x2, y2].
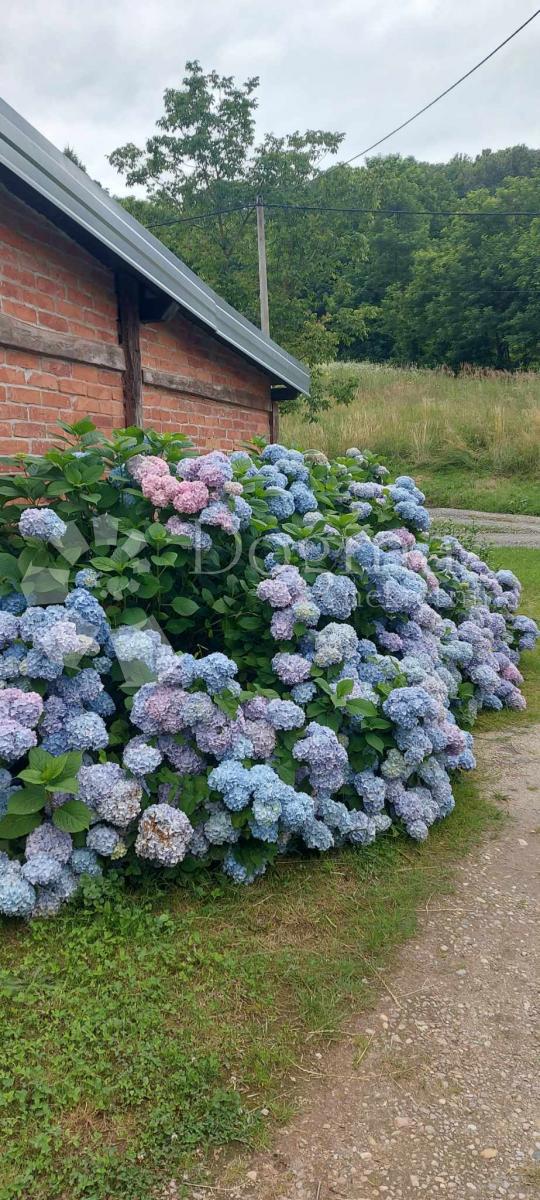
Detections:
[210, 726, 540, 1200]
[429, 509, 540, 548]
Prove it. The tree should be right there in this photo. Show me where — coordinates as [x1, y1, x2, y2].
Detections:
[381, 175, 540, 370]
[110, 61, 345, 361]
[108, 63, 540, 371]
[63, 145, 87, 172]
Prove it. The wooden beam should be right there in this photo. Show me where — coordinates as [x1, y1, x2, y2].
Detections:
[142, 365, 272, 413]
[269, 400, 280, 443]
[117, 271, 144, 427]
[0, 312, 125, 371]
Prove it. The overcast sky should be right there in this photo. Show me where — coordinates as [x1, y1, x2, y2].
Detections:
[2, 0, 539, 193]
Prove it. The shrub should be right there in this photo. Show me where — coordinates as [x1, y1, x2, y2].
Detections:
[0, 421, 537, 917]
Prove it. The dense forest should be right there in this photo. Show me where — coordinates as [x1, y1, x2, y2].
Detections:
[109, 62, 540, 370]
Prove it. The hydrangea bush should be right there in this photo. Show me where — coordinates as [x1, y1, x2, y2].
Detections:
[0, 420, 537, 917]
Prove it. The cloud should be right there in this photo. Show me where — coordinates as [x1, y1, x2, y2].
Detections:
[1, 0, 539, 192]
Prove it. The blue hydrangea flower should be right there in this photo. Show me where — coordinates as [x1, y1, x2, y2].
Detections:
[0, 862, 36, 918]
[266, 699, 305, 730]
[208, 761, 253, 810]
[75, 568, 99, 589]
[222, 851, 267, 884]
[19, 507, 66, 543]
[311, 573, 357, 620]
[86, 824, 122, 856]
[21, 853, 63, 887]
[70, 848, 103, 877]
[122, 738, 163, 776]
[265, 488, 296, 520]
[291, 681, 317, 705]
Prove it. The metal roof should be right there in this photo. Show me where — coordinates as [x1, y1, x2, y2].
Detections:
[0, 96, 310, 396]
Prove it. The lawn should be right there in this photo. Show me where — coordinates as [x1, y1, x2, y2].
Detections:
[1, 548, 537, 1199]
[282, 362, 540, 514]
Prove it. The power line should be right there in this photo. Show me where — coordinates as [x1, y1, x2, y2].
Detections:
[148, 202, 254, 229]
[148, 201, 540, 229]
[146, 11, 540, 233]
[319, 7, 540, 175]
[264, 201, 540, 217]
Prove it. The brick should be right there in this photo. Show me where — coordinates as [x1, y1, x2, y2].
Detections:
[1, 298, 38, 323]
[36, 311, 70, 333]
[24, 370, 60, 391]
[34, 274, 66, 300]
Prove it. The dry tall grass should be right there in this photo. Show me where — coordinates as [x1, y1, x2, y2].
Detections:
[282, 363, 540, 476]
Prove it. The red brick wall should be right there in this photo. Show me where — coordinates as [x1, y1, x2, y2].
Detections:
[0, 184, 119, 341]
[0, 185, 124, 452]
[141, 314, 271, 450]
[0, 183, 274, 454]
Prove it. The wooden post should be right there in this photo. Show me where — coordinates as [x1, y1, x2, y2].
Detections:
[270, 400, 280, 443]
[117, 271, 144, 427]
[256, 195, 270, 337]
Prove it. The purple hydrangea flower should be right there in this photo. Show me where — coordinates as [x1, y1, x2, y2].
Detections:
[25, 822, 73, 864]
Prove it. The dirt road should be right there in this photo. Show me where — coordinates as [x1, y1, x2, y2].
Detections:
[429, 509, 540, 549]
[215, 726, 540, 1200]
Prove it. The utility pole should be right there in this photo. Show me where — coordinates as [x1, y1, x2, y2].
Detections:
[256, 195, 270, 337]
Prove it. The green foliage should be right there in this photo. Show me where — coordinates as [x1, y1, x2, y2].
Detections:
[0, 751, 88, 840]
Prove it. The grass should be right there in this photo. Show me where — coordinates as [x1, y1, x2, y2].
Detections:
[282, 362, 540, 514]
[0, 780, 501, 1200]
[478, 547, 540, 727]
[415, 470, 540, 516]
[0, 547, 537, 1200]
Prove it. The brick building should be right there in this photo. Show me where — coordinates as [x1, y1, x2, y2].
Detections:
[0, 99, 309, 456]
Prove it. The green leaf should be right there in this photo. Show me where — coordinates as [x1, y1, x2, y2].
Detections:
[320, 710, 341, 732]
[365, 732, 385, 753]
[7, 789, 46, 815]
[146, 523, 167, 544]
[90, 557, 118, 573]
[118, 607, 148, 626]
[336, 677, 354, 700]
[18, 769, 45, 785]
[171, 596, 199, 616]
[69, 417, 96, 436]
[151, 551, 178, 567]
[52, 799, 92, 833]
[165, 618, 191, 635]
[137, 576, 161, 599]
[64, 463, 83, 486]
[347, 698, 378, 717]
[27, 747, 54, 773]
[58, 751, 83, 778]
[0, 812, 41, 839]
[0, 554, 21, 583]
[45, 777, 79, 795]
[237, 616, 261, 631]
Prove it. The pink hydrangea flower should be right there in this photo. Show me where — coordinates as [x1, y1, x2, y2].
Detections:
[395, 528, 416, 548]
[404, 550, 427, 574]
[172, 480, 210, 514]
[141, 473, 182, 508]
[127, 455, 169, 483]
